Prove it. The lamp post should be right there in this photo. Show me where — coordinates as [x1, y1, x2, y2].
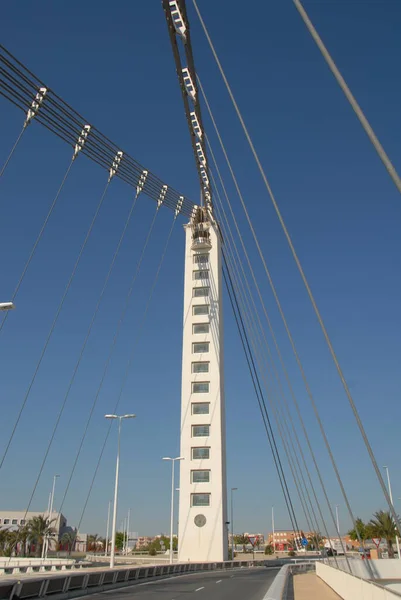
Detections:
[335, 505, 340, 537]
[272, 506, 275, 553]
[44, 474, 59, 560]
[105, 414, 136, 568]
[105, 501, 111, 556]
[162, 456, 184, 564]
[383, 466, 401, 559]
[230, 488, 238, 558]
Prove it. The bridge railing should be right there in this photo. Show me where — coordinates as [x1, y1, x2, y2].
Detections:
[0, 559, 276, 600]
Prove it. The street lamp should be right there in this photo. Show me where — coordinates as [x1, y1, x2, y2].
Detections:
[44, 474, 59, 560]
[162, 456, 184, 564]
[383, 466, 401, 559]
[335, 505, 340, 537]
[105, 414, 136, 568]
[0, 302, 15, 311]
[231, 488, 238, 558]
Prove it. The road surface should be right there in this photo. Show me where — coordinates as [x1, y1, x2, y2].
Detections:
[90, 567, 279, 600]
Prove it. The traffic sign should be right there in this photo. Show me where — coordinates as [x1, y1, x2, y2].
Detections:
[301, 538, 308, 547]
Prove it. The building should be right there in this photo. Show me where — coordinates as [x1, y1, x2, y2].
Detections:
[267, 530, 314, 551]
[178, 211, 228, 562]
[0, 511, 67, 536]
[0, 511, 87, 552]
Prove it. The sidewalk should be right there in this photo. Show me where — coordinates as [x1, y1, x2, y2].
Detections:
[294, 572, 342, 599]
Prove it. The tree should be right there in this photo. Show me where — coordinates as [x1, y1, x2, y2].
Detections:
[348, 517, 371, 546]
[234, 534, 249, 553]
[61, 531, 76, 555]
[115, 531, 125, 551]
[28, 516, 55, 558]
[265, 544, 273, 555]
[87, 534, 101, 552]
[307, 532, 324, 550]
[16, 524, 30, 557]
[369, 510, 399, 558]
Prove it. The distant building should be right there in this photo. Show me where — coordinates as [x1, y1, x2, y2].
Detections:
[0, 510, 87, 552]
[267, 530, 314, 551]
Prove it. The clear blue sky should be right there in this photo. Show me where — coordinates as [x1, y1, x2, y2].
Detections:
[1, 1, 400, 539]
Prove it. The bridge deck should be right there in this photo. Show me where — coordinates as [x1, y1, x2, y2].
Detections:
[294, 572, 342, 599]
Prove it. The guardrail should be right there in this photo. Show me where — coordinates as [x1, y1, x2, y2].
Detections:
[0, 559, 283, 600]
[263, 561, 318, 600]
[0, 562, 91, 577]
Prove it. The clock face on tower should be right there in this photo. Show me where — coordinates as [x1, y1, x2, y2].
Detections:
[194, 514, 207, 528]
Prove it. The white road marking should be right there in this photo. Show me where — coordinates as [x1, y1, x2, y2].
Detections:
[216, 579, 222, 583]
[195, 586, 205, 592]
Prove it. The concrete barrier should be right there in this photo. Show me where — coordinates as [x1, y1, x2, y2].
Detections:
[0, 559, 277, 599]
[262, 562, 317, 600]
[0, 561, 91, 577]
[317, 562, 401, 599]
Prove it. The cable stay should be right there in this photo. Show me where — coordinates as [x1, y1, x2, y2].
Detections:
[62, 214, 177, 551]
[57, 202, 163, 514]
[193, 0, 400, 534]
[0, 44, 197, 219]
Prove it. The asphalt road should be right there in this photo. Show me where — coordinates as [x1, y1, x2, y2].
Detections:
[90, 567, 280, 600]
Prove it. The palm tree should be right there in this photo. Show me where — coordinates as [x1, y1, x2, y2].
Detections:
[60, 531, 76, 556]
[28, 516, 55, 558]
[87, 533, 100, 552]
[0, 529, 10, 556]
[234, 534, 249, 553]
[16, 524, 30, 557]
[307, 532, 324, 550]
[369, 510, 399, 558]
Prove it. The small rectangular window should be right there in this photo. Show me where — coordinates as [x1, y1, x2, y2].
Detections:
[11, 519, 17, 525]
[192, 362, 209, 373]
[192, 425, 210, 437]
[192, 402, 210, 415]
[193, 323, 209, 334]
[193, 287, 209, 297]
[192, 342, 209, 354]
[193, 270, 209, 281]
[192, 447, 210, 459]
[194, 254, 209, 264]
[20, 520, 26, 525]
[192, 382, 209, 393]
[193, 305, 209, 316]
[191, 470, 210, 483]
[191, 493, 210, 507]
[3, 519, 10, 525]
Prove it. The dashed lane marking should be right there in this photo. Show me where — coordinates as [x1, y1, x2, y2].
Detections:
[195, 587, 205, 592]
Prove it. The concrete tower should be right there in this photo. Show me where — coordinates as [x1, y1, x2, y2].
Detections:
[178, 208, 228, 562]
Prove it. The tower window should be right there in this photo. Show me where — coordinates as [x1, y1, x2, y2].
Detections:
[192, 425, 210, 437]
[192, 447, 210, 459]
[193, 305, 209, 316]
[192, 402, 210, 415]
[192, 362, 209, 373]
[193, 270, 209, 280]
[193, 287, 209, 297]
[194, 254, 209, 264]
[191, 494, 210, 507]
[193, 323, 209, 334]
[192, 342, 209, 354]
[191, 470, 210, 483]
[192, 382, 209, 394]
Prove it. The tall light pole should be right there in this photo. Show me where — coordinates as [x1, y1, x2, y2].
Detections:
[162, 456, 184, 564]
[105, 501, 111, 556]
[231, 488, 238, 558]
[0, 302, 15, 311]
[383, 466, 401, 559]
[105, 414, 136, 568]
[335, 505, 340, 537]
[45, 474, 59, 560]
[272, 506, 275, 553]
[126, 508, 131, 555]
